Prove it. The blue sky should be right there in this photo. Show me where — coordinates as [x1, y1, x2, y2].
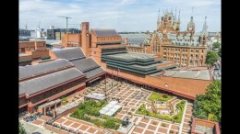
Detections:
[19, 0, 221, 32]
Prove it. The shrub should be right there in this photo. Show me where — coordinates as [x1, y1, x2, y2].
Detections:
[148, 92, 172, 102]
[162, 94, 168, 98]
[104, 119, 117, 129]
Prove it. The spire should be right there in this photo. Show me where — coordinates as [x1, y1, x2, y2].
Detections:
[157, 9, 161, 24]
[202, 16, 208, 34]
[178, 10, 181, 22]
[174, 8, 177, 21]
[158, 9, 160, 20]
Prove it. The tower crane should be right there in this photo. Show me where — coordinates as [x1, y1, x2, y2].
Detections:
[58, 16, 72, 33]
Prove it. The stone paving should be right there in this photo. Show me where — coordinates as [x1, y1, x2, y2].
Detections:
[129, 116, 180, 134]
[22, 78, 194, 134]
[85, 78, 194, 134]
[52, 116, 110, 134]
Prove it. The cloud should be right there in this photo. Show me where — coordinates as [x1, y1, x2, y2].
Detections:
[19, 0, 221, 32]
[120, 0, 137, 5]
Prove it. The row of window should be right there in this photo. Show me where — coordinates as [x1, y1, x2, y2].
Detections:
[163, 48, 205, 53]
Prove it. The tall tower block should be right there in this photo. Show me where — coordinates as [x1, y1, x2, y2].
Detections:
[81, 22, 90, 56]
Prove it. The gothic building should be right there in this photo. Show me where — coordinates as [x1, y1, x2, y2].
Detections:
[145, 10, 208, 67]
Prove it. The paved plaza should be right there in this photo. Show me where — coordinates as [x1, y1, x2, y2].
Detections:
[22, 78, 194, 134]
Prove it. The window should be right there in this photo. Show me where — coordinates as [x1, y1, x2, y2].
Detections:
[21, 48, 25, 53]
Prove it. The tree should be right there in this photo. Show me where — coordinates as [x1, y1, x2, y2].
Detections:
[19, 122, 26, 134]
[218, 48, 221, 57]
[213, 42, 221, 50]
[206, 51, 219, 66]
[193, 80, 221, 122]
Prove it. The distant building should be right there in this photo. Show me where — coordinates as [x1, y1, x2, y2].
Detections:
[127, 10, 209, 67]
[19, 29, 31, 37]
[19, 40, 50, 66]
[47, 28, 80, 40]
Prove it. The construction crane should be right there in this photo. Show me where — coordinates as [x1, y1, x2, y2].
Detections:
[58, 16, 72, 33]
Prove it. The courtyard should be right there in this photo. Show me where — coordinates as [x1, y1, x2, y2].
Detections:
[21, 78, 193, 134]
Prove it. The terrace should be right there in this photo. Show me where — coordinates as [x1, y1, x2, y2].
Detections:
[21, 78, 193, 134]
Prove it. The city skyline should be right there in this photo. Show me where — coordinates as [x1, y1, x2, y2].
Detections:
[20, 0, 221, 32]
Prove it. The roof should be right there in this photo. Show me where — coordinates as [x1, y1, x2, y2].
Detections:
[19, 59, 74, 80]
[105, 52, 155, 62]
[71, 58, 100, 73]
[71, 58, 105, 79]
[99, 101, 122, 116]
[56, 101, 79, 115]
[85, 67, 104, 79]
[85, 93, 106, 100]
[191, 118, 221, 134]
[53, 48, 105, 80]
[120, 33, 150, 45]
[52, 47, 85, 61]
[163, 70, 211, 80]
[19, 68, 84, 96]
[92, 29, 119, 37]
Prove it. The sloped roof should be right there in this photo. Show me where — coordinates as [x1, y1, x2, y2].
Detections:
[163, 70, 210, 80]
[85, 67, 104, 79]
[71, 58, 105, 79]
[71, 58, 99, 73]
[52, 47, 85, 61]
[121, 34, 150, 45]
[19, 68, 84, 96]
[19, 59, 74, 80]
[92, 29, 119, 37]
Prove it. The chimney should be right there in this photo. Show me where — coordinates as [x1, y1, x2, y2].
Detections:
[34, 39, 37, 50]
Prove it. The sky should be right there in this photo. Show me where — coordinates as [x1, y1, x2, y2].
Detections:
[19, 0, 221, 32]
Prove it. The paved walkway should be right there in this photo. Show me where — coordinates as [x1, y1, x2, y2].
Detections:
[178, 101, 188, 134]
[20, 119, 56, 134]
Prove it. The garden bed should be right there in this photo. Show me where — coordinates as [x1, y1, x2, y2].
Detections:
[148, 92, 173, 102]
[70, 100, 121, 129]
[136, 101, 186, 123]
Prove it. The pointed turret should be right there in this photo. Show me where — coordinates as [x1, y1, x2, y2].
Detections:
[157, 9, 161, 31]
[157, 9, 161, 24]
[200, 16, 208, 46]
[174, 8, 177, 22]
[202, 16, 208, 35]
[178, 10, 181, 22]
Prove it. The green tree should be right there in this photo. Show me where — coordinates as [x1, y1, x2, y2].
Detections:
[19, 122, 26, 134]
[193, 80, 221, 122]
[213, 42, 221, 50]
[206, 51, 219, 66]
[218, 48, 221, 57]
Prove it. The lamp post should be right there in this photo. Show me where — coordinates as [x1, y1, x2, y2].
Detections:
[104, 73, 107, 97]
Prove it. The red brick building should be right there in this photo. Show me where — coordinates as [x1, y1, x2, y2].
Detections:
[58, 22, 212, 100]
[19, 40, 50, 66]
[191, 118, 221, 134]
[19, 59, 86, 113]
